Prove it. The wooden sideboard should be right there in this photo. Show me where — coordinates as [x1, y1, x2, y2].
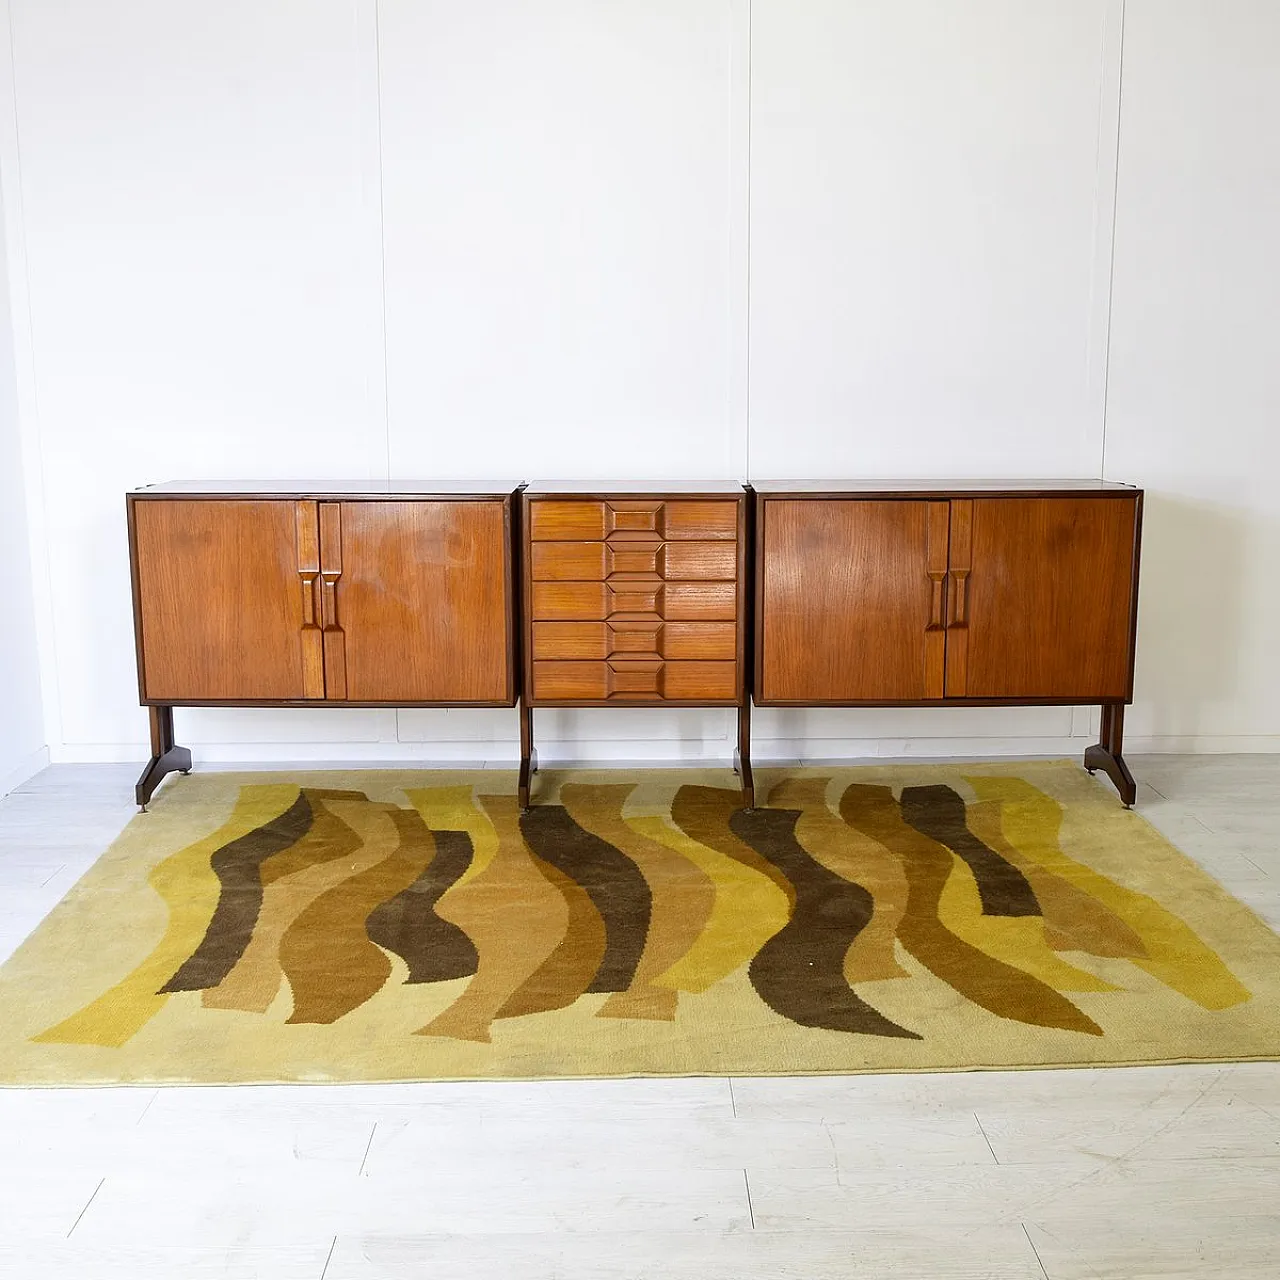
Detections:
[752, 480, 1143, 804]
[127, 481, 519, 808]
[519, 483, 752, 807]
[127, 477, 1143, 811]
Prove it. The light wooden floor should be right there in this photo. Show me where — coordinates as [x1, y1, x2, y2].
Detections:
[0, 756, 1277, 1279]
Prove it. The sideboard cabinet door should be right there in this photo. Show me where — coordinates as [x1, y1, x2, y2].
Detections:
[326, 500, 512, 704]
[759, 499, 950, 702]
[132, 499, 321, 702]
[947, 497, 1138, 700]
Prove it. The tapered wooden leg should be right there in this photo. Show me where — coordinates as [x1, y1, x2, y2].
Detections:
[518, 701, 538, 811]
[733, 700, 755, 810]
[135, 705, 192, 811]
[1084, 703, 1137, 808]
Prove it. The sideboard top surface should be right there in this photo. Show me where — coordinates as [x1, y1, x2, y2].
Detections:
[132, 479, 525, 499]
[751, 478, 1140, 497]
[525, 479, 747, 496]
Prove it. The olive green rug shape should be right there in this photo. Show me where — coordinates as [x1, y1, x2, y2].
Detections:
[1, 762, 1278, 1084]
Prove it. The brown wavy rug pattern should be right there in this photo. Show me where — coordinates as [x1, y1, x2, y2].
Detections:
[1, 761, 1277, 1084]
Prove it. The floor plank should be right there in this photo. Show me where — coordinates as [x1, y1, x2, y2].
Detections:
[325, 1226, 1046, 1279]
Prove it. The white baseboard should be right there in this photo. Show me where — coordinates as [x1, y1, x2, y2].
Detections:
[0, 744, 50, 797]
[50, 734, 1280, 768]
[1125, 735, 1280, 753]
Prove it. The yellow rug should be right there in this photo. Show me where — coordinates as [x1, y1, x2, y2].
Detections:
[1, 762, 1277, 1084]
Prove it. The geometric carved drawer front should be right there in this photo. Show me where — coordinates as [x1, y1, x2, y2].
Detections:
[531, 580, 738, 622]
[532, 620, 737, 661]
[532, 659, 738, 702]
[531, 540, 737, 582]
[529, 500, 738, 542]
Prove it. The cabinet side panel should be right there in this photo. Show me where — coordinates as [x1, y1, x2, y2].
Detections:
[759, 499, 934, 702]
[337, 500, 511, 703]
[962, 496, 1138, 700]
[133, 499, 309, 701]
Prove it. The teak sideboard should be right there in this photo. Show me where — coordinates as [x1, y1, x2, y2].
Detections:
[127, 481, 519, 808]
[127, 478, 1143, 811]
[752, 480, 1143, 806]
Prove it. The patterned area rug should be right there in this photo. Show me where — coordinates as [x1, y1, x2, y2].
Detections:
[1, 762, 1278, 1084]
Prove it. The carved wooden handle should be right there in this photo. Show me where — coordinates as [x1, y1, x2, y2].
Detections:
[928, 572, 946, 629]
[300, 574, 319, 627]
[948, 570, 969, 627]
[320, 572, 340, 629]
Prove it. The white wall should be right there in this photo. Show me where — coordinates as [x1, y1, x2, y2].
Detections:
[0, 166, 45, 793]
[380, 1, 736, 480]
[0, 0, 1275, 767]
[1105, 0, 1280, 751]
[749, 0, 1114, 479]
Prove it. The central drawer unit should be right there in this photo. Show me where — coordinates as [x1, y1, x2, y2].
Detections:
[519, 483, 752, 806]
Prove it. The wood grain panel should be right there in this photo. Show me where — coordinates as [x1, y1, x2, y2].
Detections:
[660, 501, 739, 540]
[664, 582, 737, 620]
[531, 542, 608, 581]
[532, 621, 612, 660]
[531, 660, 738, 702]
[532, 661, 610, 700]
[954, 497, 1138, 700]
[532, 582, 608, 620]
[758, 499, 939, 702]
[658, 542, 737, 580]
[334, 500, 511, 703]
[661, 621, 737, 660]
[133, 499, 312, 701]
[662, 661, 737, 700]
[529, 501, 607, 540]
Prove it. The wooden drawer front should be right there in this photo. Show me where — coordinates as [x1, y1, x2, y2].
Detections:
[528, 501, 609, 541]
[532, 580, 738, 622]
[532, 660, 738, 702]
[661, 501, 739, 541]
[662, 621, 737, 660]
[533, 620, 736, 662]
[660, 542, 737, 579]
[531, 541, 609, 581]
[663, 661, 738, 700]
[529, 499, 739, 542]
[664, 581, 737, 620]
[532, 582, 608, 620]
[531, 540, 737, 582]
